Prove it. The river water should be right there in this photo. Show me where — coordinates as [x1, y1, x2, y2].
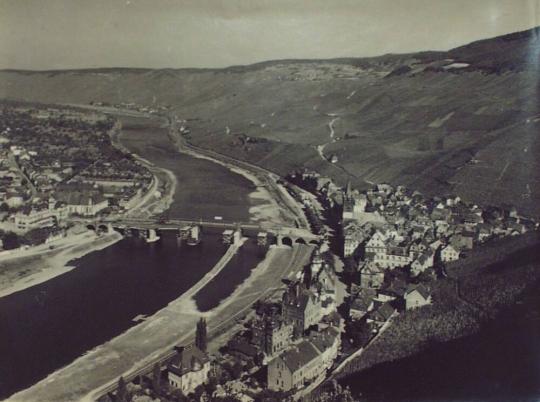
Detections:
[0, 115, 266, 399]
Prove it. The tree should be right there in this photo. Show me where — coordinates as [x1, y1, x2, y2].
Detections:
[196, 317, 207, 352]
[117, 376, 128, 402]
[152, 363, 161, 395]
[2, 231, 20, 250]
[22, 227, 51, 246]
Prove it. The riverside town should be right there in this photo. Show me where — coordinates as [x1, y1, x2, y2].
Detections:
[1, 97, 539, 402]
[1, 4, 540, 402]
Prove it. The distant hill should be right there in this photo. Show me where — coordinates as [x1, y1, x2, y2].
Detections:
[1, 27, 539, 216]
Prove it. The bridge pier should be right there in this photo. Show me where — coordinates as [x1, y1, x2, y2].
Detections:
[223, 228, 242, 245]
[257, 232, 268, 246]
[143, 228, 160, 243]
[178, 226, 191, 240]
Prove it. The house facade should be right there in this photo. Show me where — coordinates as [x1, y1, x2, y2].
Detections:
[167, 345, 211, 396]
[359, 261, 384, 289]
[267, 328, 340, 392]
[441, 244, 460, 262]
[257, 318, 294, 358]
[13, 208, 57, 233]
[405, 284, 432, 310]
[282, 283, 322, 335]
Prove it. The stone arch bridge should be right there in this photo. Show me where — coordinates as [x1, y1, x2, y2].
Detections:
[86, 218, 320, 246]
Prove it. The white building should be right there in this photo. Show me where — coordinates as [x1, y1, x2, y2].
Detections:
[14, 209, 56, 233]
[404, 284, 432, 310]
[168, 345, 210, 396]
[64, 192, 109, 217]
[410, 250, 435, 276]
[267, 327, 340, 392]
[441, 244, 460, 262]
[364, 231, 388, 256]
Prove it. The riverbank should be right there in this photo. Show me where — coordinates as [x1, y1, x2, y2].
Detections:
[6, 243, 312, 402]
[111, 121, 177, 219]
[0, 230, 122, 299]
[167, 118, 307, 228]
[175, 141, 285, 227]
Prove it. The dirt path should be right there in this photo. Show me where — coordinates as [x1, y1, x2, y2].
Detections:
[316, 116, 340, 162]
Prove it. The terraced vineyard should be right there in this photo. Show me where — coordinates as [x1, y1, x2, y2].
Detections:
[1, 27, 539, 216]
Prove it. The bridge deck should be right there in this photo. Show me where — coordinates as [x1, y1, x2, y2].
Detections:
[95, 218, 318, 239]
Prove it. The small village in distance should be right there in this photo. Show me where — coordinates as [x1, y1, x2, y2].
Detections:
[0, 104, 153, 249]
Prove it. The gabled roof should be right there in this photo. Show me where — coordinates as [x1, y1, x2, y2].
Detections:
[372, 302, 395, 321]
[360, 261, 383, 275]
[386, 278, 408, 297]
[168, 345, 209, 377]
[405, 284, 431, 300]
[276, 341, 320, 373]
[309, 327, 339, 353]
[350, 295, 373, 312]
[442, 244, 458, 253]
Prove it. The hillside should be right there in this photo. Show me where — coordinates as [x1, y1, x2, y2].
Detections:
[1, 27, 539, 216]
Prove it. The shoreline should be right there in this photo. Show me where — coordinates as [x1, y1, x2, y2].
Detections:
[114, 128, 178, 218]
[176, 142, 284, 227]
[0, 231, 122, 299]
[7, 243, 311, 402]
[3, 111, 314, 401]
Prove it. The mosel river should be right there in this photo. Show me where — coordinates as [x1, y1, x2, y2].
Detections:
[0, 116, 265, 399]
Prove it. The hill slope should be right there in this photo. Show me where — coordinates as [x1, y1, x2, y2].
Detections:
[1, 27, 539, 216]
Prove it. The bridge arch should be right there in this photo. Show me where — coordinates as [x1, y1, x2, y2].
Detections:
[295, 238, 307, 245]
[86, 224, 97, 232]
[281, 236, 293, 247]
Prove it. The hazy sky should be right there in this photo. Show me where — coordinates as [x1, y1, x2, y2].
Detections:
[0, 0, 538, 70]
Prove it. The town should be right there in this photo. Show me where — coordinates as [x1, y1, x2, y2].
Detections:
[105, 165, 537, 402]
[0, 103, 153, 250]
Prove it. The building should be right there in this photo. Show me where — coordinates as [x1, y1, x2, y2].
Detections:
[358, 261, 384, 289]
[308, 326, 340, 368]
[63, 192, 109, 217]
[410, 250, 434, 277]
[343, 222, 367, 257]
[267, 341, 321, 392]
[282, 283, 322, 335]
[368, 302, 396, 326]
[254, 317, 294, 358]
[372, 244, 412, 270]
[441, 244, 460, 262]
[13, 209, 56, 233]
[364, 230, 387, 254]
[5, 192, 24, 208]
[267, 328, 340, 392]
[350, 292, 375, 320]
[167, 345, 211, 396]
[342, 183, 367, 222]
[404, 284, 432, 310]
[309, 248, 324, 276]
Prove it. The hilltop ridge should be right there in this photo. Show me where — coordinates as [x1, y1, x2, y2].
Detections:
[0, 26, 539, 216]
